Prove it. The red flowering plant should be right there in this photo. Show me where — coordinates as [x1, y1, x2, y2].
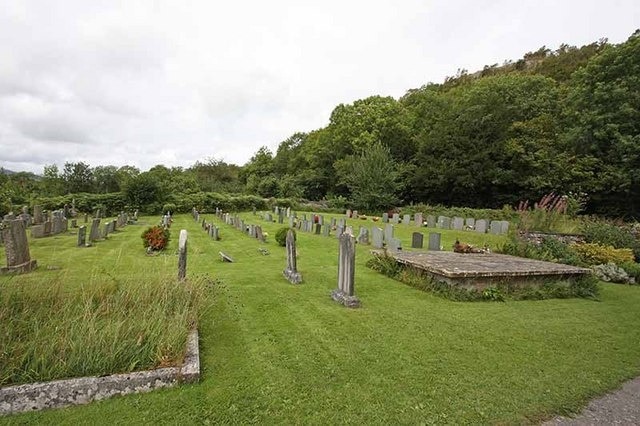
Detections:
[141, 226, 171, 251]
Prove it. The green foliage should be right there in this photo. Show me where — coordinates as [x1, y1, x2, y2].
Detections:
[620, 261, 640, 283]
[141, 226, 171, 251]
[275, 227, 295, 247]
[162, 203, 177, 214]
[500, 236, 582, 266]
[33, 192, 127, 216]
[581, 219, 640, 260]
[572, 243, 635, 266]
[124, 173, 164, 213]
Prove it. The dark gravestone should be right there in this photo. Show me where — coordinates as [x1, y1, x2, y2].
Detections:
[1, 219, 37, 274]
[89, 218, 101, 242]
[411, 232, 424, 249]
[315, 223, 321, 235]
[283, 229, 302, 284]
[77, 226, 86, 247]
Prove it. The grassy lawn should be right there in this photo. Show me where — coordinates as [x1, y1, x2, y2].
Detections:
[1, 212, 640, 424]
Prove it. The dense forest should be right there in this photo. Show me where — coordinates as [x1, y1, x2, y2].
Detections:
[1, 31, 639, 217]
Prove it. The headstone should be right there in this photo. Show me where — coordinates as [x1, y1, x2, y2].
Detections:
[283, 229, 302, 284]
[278, 211, 284, 224]
[1, 219, 37, 274]
[428, 233, 441, 251]
[345, 226, 353, 236]
[286, 207, 291, 217]
[178, 230, 187, 280]
[318, 215, 324, 225]
[31, 224, 46, 238]
[331, 233, 360, 308]
[256, 225, 264, 242]
[414, 213, 423, 227]
[103, 222, 110, 238]
[265, 213, 273, 222]
[411, 232, 424, 249]
[219, 252, 234, 262]
[437, 216, 451, 229]
[33, 205, 43, 225]
[382, 213, 389, 223]
[384, 224, 394, 243]
[77, 226, 86, 247]
[315, 223, 321, 235]
[372, 227, 384, 249]
[388, 238, 402, 252]
[352, 210, 358, 219]
[356, 227, 369, 245]
[490, 221, 501, 235]
[70, 218, 77, 228]
[322, 224, 330, 237]
[331, 218, 337, 227]
[475, 219, 488, 233]
[18, 206, 31, 226]
[336, 226, 344, 238]
[452, 217, 464, 230]
[289, 216, 295, 228]
[346, 209, 352, 218]
[391, 213, 400, 224]
[426, 215, 436, 228]
[44, 220, 52, 236]
[500, 221, 510, 234]
[402, 214, 410, 225]
[89, 218, 101, 242]
[84, 213, 88, 223]
[465, 218, 475, 229]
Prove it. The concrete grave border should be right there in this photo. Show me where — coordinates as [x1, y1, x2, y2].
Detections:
[0, 329, 200, 416]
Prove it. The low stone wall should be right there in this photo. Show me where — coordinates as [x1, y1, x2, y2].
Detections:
[0, 329, 200, 416]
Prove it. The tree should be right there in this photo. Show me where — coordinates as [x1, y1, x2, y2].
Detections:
[338, 142, 401, 211]
[92, 165, 119, 193]
[41, 164, 64, 196]
[123, 173, 163, 211]
[62, 162, 93, 193]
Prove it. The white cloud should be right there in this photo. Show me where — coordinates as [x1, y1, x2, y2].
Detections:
[0, 0, 638, 174]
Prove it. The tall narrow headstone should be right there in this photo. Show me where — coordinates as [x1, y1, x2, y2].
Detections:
[391, 213, 400, 224]
[384, 224, 394, 243]
[331, 233, 360, 308]
[428, 233, 441, 251]
[322, 224, 330, 237]
[411, 232, 424, 249]
[89, 218, 101, 242]
[1, 219, 37, 274]
[315, 223, 321, 235]
[77, 226, 86, 247]
[178, 229, 187, 281]
[33, 205, 43, 225]
[372, 227, 384, 249]
[382, 213, 389, 223]
[283, 229, 302, 284]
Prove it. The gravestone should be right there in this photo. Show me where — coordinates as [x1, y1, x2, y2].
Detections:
[490, 221, 502, 235]
[43, 220, 52, 236]
[278, 211, 284, 224]
[89, 218, 101, 242]
[391, 213, 400, 224]
[384, 224, 394, 243]
[372, 227, 384, 249]
[426, 215, 436, 228]
[500, 221, 510, 234]
[318, 215, 324, 225]
[356, 227, 369, 245]
[475, 219, 488, 233]
[336, 226, 344, 238]
[428, 233, 441, 251]
[265, 213, 273, 222]
[178, 230, 188, 281]
[437, 216, 451, 229]
[283, 229, 302, 284]
[382, 213, 389, 223]
[388, 238, 402, 252]
[30, 225, 46, 238]
[411, 232, 424, 249]
[77, 226, 86, 247]
[1, 219, 37, 274]
[84, 213, 88, 223]
[331, 218, 337, 227]
[322, 224, 330, 237]
[255, 225, 264, 242]
[286, 207, 291, 217]
[71, 219, 77, 228]
[352, 210, 358, 219]
[402, 214, 411, 225]
[33, 205, 43, 225]
[331, 233, 360, 308]
[219, 252, 234, 262]
[103, 222, 110, 238]
[452, 217, 464, 230]
[18, 206, 31, 226]
[289, 216, 295, 228]
[414, 213, 423, 227]
[465, 218, 475, 229]
[346, 209, 352, 218]
[345, 226, 353, 236]
[315, 223, 321, 235]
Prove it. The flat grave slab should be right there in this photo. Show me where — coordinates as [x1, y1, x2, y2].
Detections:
[372, 250, 591, 289]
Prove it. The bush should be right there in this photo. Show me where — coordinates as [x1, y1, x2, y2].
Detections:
[141, 226, 171, 251]
[571, 243, 635, 266]
[620, 262, 640, 284]
[162, 203, 177, 215]
[592, 263, 634, 284]
[499, 236, 582, 266]
[275, 227, 295, 247]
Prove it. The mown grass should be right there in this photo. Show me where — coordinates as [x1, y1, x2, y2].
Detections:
[1, 212, 640, 424]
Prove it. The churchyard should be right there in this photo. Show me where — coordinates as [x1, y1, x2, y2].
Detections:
[1, 207, 640, 424]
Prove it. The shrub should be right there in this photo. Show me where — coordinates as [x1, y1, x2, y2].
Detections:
[275, 227, 295, 247]
[620, 262, 640, 284]
[581, 219, 640, 261]
[141, 226, 171, 251]
[571, 243, 635, 266]
[162, 203, 177, 215]
[499, 236, 582, 266]
[592, 263, 634, 284]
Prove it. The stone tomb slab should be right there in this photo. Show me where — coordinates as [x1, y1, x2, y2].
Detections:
[371, 250, 590, 290]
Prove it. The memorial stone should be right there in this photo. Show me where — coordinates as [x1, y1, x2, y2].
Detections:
[411, 232, 424, 249]
[428, 233, 441, 251]
[331, 233, 360, 308]
[283, 229, 302, 284]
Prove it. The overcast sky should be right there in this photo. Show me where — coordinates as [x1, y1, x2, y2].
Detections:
[0, 1, 638, 174]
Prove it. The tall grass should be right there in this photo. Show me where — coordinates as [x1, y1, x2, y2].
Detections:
[0, 274, 208, 387]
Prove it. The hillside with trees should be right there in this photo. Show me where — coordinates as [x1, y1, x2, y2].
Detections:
[1, 31, 639, 217]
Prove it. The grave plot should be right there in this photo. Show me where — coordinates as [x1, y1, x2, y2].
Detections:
[372, 250, 591, 291]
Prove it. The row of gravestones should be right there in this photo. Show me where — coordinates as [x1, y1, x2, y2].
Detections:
[76, 214, 129, 247]
[214, 209, 266, 243]
[343, 210, 510, 235]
